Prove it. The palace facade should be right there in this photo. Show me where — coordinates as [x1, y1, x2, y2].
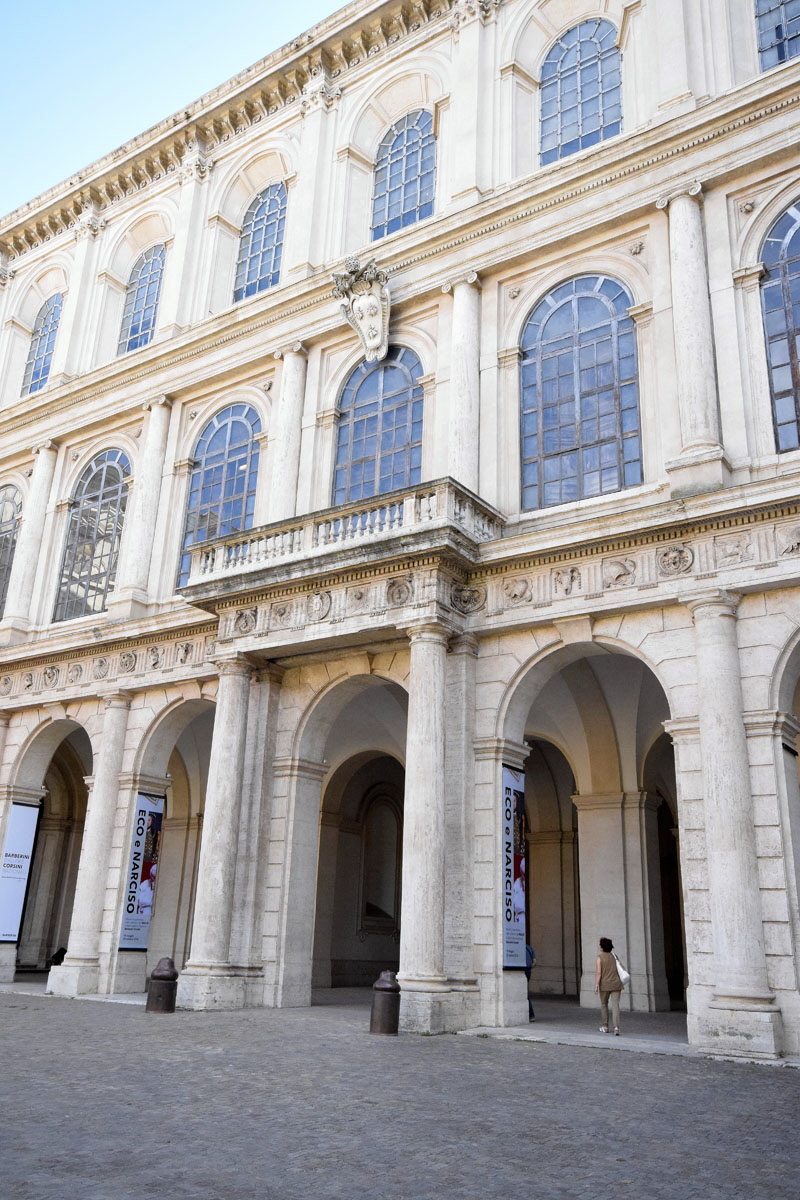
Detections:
[2, 0, 800, 1057]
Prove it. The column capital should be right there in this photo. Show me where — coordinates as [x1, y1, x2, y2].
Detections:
[449, 632, 479, 657]
[31, 439, 59, 457]
[732, 262, 766, 290]
[662, 716, 700, 744]
[101, 690, 132, 710]
[141, 394, 172, 412]
[656, 179, 703, 210]
[473, 737, 528, 767]
[273, 341, 308, 361]
[210, 653, 253, 679]
[742, 709, 800, 745]
[442, 270, 481, 295]
[683, 588, 741, 620]
[571, 792, 625, 812]
[406, 621, 451, 647]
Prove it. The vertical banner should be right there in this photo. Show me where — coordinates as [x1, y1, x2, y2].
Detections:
[119, 794, 164, 951]
[502, 765, 526, 968]
[0, 803, 40, 943]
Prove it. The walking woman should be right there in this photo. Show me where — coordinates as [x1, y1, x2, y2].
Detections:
[594, 937, 624, 1035]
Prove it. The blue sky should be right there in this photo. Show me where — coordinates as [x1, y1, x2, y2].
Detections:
[0, 0, 341, 217]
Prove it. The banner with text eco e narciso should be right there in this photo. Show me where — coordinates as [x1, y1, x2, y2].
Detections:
[502, 765, 526, 969]
[119, 794, 165, 951]
[0, 803, 40, 943]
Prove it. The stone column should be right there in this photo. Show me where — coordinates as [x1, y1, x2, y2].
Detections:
[47, 693, 131, 996]
[267, 345, 308, 521]
[0, 441, 59, 645]
[156, 145, 213, 335]
[106, 396, 172, 620]
[657, 183, 729, 495]
[686, 590, 782, 1057]
[47, 206, 106, 384]
[399, 622, 450, 1031]
[449, 1, 497, 204]
[177, 655, 252, 1010]
[442, 274, 481, 494]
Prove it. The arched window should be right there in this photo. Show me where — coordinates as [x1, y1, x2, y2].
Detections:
[540, 20, 622, 165]
[234, 183, 287, 302]
[520, 275, 642, 510]
[760, 200, 800, 451]
[118, 245, 166, 354]
[22, 294, 63, 395]
[756, 1, 800, 70]
[371, 110, 436, 241]
[333, 346, 424, 505]
[53, 450, 131, 622]
[0, 484, 22, 616]
[178, 404, 261, 587]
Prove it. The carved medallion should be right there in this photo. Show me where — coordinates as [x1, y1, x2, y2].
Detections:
[270, 602, 293, 628]
[603, 558, 636, 589]
[331, 256, 390, 362]
[0, 676, 12, 696]
[451, 584, 486, 614]
[176, 642, 193, 664]
[307, 591, 332, 622]
[147, 646, 162, 669]
[386, 578, 413, 607]
[43, 666, 59, 688]
[503, 577, 532, 607]
[234, 608, 257, 635]
[94, 658, 109, 680]
[656, 545, 694, 576]
[22, 672, 34, 691]
[552, 567, 581, 596]
[119, 652, 136, 673]
[67, 663, 83, 684]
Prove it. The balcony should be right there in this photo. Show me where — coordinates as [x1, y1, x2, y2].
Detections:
[181, 478, 505, 611]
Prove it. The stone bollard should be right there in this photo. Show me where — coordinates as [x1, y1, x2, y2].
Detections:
[369, 969, 400, 1034]
[146, 956, 179, 1014]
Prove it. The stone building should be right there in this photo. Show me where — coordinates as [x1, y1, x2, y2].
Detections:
[1, 0, 800, 1059]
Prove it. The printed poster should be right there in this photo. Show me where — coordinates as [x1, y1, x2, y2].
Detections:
[502, 765, 526, 969]
[119, 793, 164, 951]
[0, 803, 40, 943]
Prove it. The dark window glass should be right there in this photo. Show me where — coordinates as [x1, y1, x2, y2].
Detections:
[178, 405, 261, 586]
[520, 275, 642, 511]
[760, 200, 800, 452]
[234, 183, 287, 302]
[755, 1, 800, 69]
[22, 294, 63, 395]
[118, 246, 165, 354]
[334, 347, 424, 504]
[0, 484, 22, 616]
[371, 111, 436, 241]
[540, 19, 622, 165]
[53, 450, 131, 622]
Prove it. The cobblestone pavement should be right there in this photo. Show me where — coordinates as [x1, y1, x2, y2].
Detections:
[1, 990, 798, 1200]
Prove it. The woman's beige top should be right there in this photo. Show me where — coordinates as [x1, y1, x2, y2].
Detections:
[597, 950, 622, 992]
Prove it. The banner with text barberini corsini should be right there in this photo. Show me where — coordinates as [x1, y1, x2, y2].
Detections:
[119, 794, 164, 951]
[502, 765, 526, 969]
[0, 803, 40, 943]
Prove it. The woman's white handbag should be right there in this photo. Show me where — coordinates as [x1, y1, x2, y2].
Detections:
[613, 953, 631, 987]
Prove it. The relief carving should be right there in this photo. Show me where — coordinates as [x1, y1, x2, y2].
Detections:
[603, 558, 637, 589]
[503, 577, 532, 607]
[307, 591, 332, 622]
[176, 642, 193, 664]
[386, 577, 413, 607]
[331, 256, 390, 362]
[656, 545, 694, 576]
[119, 652, 136, 673]
[270, 602, 293, 628]
[347, 586, 371, 613]
[234, 608, 258, 635]
[147, 646, 162, 669]
[553, 567, 581, 596]
[451, 584, 486, 614]
[67, 663, 83, 684]
[94, 658, 109, 680]
[0, 676, 12, 696]
[22, 672, 34, 691]
[714, 534, 754, 567]
[43, 666, 59, 688]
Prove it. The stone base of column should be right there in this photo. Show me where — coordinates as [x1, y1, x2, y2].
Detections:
[665, 445, 731, 498]
[104, 588, 153, 624]
[0, 944, 16, 982]
[690, 991, 784, 1059]
[46, 957, 101, 997]
[399, 977, 478, 1033]
[0, 616, 31, 647]
[176, 963, 257, 1011]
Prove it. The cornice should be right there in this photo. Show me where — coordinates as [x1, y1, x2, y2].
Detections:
[0, 0, 455, 257]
